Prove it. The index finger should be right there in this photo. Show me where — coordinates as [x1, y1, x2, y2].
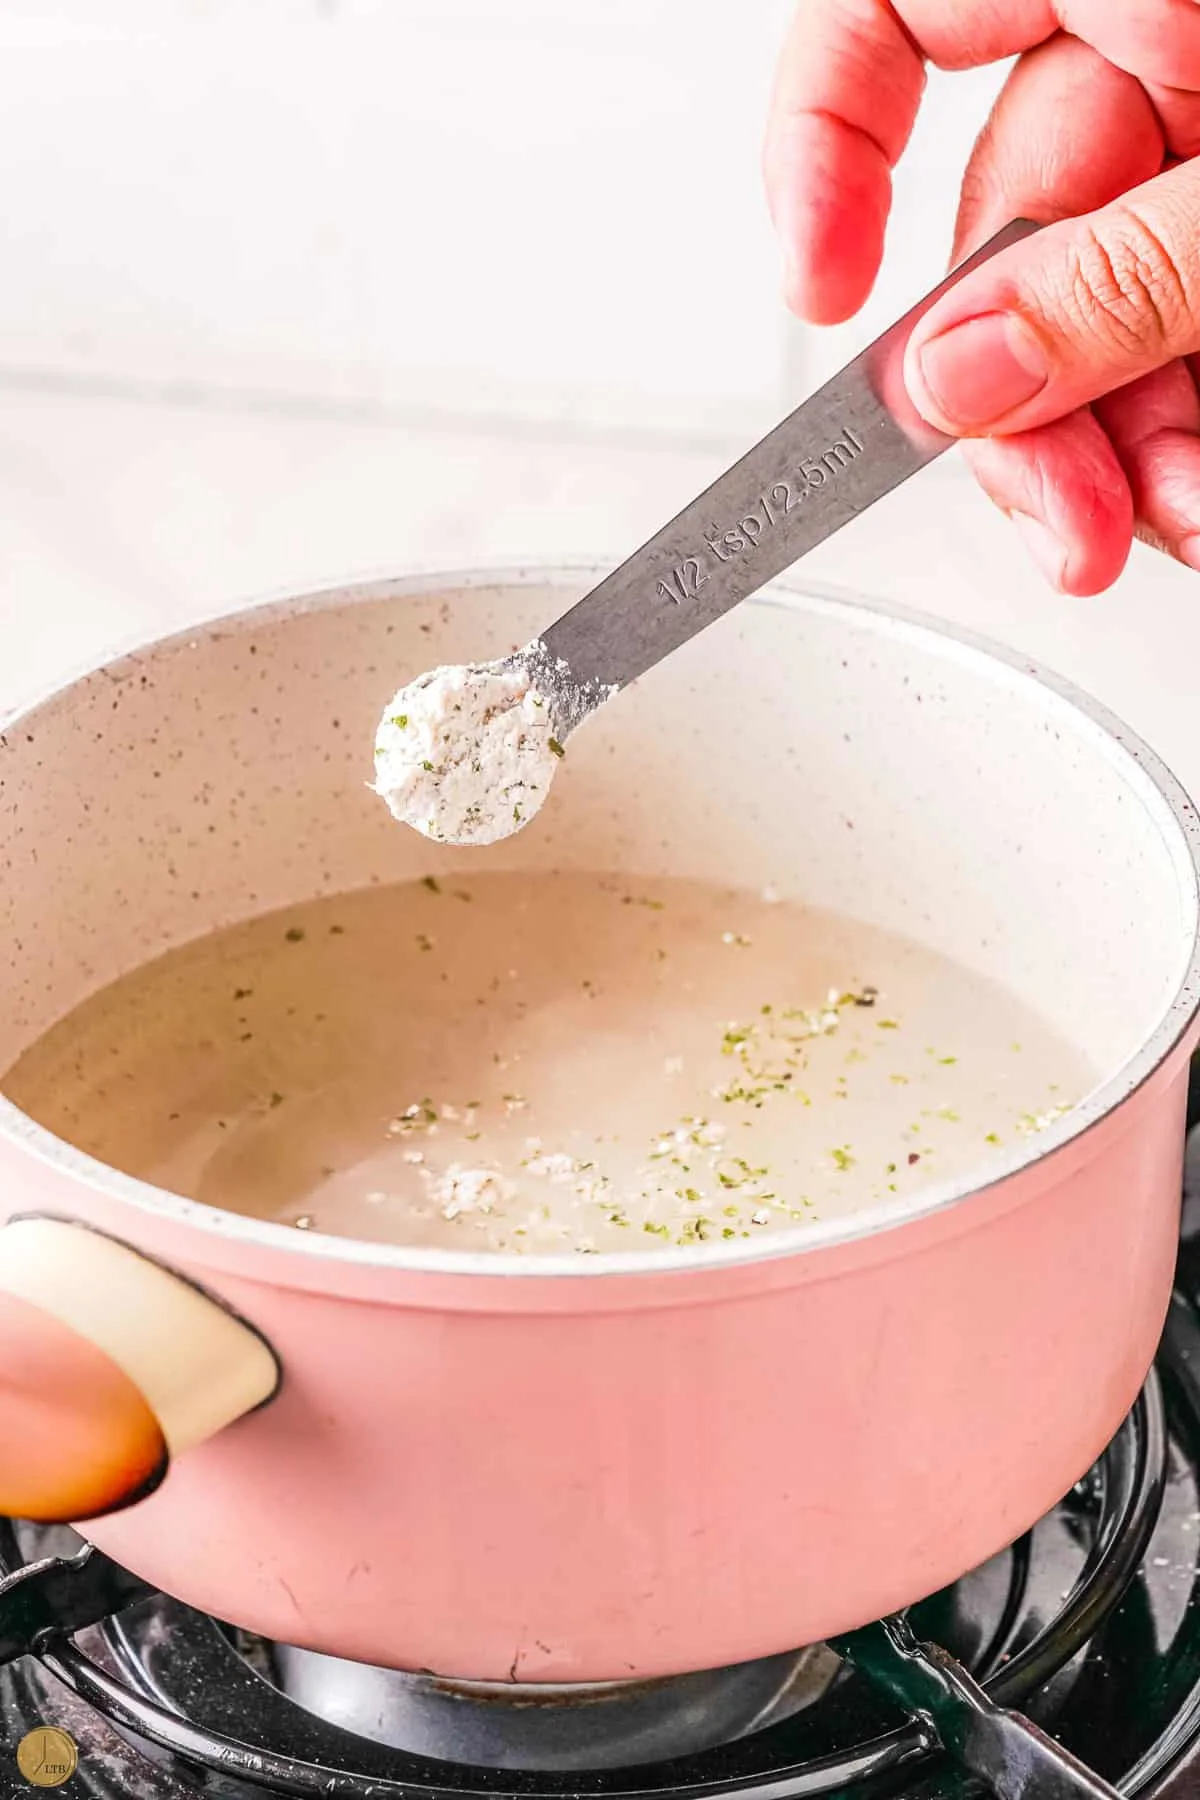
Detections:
[763, 0, 925, 324]
[763, 0, 1056, 325]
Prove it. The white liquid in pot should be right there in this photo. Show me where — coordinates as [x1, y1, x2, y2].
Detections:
[3, 872, 1095, 1255]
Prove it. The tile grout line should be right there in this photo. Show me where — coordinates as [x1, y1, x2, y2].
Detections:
[0, 364, 753, 461]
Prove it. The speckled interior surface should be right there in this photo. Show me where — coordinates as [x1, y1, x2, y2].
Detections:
[0, 568, 1193, 1093]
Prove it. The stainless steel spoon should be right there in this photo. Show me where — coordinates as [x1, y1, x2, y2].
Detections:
[522, 218, 1035, 738]
[375, 220, 1035, 845]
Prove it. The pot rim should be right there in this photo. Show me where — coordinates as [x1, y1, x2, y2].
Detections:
[2, 559, 1198, 1280]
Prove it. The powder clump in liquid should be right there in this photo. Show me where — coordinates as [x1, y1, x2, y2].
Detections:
[373, 660, 561, 846]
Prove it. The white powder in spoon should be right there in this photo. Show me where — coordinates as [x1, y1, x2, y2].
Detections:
[372, 660, 563, 846]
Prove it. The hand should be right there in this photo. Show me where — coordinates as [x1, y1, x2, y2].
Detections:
[763, 2, 1200, 595]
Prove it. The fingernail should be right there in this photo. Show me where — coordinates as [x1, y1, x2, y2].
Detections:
[1179, 534, 1200, 573]
[914, 314, 1049, 430]
[1010, 511, 1067, 588]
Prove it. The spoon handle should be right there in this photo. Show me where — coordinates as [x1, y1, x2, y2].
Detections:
[537, 219, 1038, 731]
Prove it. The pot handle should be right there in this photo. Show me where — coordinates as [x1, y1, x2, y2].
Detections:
[0, 1216, 279, 1524]
[834, 1618, 1120, 1800]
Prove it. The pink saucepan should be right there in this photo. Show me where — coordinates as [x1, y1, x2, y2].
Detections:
[0, 566, 1196, 1684]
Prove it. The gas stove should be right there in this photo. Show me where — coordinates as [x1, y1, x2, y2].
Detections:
[8, 1121, 1200, 1800]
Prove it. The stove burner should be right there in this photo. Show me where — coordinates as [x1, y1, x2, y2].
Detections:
[270, 1642, 841, 1771]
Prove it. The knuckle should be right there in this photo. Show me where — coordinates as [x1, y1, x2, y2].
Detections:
[1051, 211, 1194, 358]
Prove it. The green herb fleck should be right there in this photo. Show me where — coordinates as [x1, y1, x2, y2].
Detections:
[389, 713, 409, 729]
[549, 738, 566, 759]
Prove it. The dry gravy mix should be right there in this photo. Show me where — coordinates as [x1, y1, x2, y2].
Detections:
[3, 872, 1094, 1255]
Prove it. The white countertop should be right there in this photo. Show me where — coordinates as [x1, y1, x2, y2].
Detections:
[0, 381, 1196, 804]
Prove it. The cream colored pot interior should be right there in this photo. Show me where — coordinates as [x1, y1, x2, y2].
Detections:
[0, 570, 1194, 1229]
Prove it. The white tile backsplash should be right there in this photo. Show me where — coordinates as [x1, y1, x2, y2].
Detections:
[0, 2, 1009, 440]
[0, 2, 795, 440]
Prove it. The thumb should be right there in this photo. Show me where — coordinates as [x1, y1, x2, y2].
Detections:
[904, 162, 1200, 438]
